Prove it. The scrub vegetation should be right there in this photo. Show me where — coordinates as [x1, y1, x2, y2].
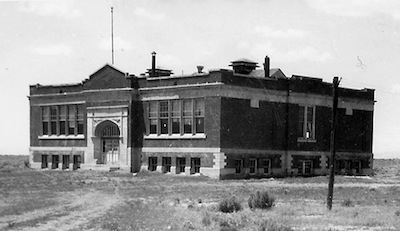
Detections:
[1, 155, 400, 230]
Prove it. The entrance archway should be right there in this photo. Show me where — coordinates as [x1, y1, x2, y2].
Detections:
[95, 121, 120, 164]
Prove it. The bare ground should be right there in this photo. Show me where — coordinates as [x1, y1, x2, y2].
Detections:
[1, 156, 400, 230]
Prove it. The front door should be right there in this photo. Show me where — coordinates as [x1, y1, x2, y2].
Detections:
[102, 139, 119, 164]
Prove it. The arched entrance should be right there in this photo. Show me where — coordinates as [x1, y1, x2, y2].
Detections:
[95, 121, 120, 165]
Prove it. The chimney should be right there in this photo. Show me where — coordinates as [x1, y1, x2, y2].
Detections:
[151, 51, 156, 77]
[264, 55, 270, 78]
[196, 65, 204, 73]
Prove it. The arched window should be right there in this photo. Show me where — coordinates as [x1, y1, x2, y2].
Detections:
[101, 124, 120, 138]
[95, 121, 120, 138]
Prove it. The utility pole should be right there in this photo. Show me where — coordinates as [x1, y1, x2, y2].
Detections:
[327, 76, 340, 210]
[111, 7, 114, 65]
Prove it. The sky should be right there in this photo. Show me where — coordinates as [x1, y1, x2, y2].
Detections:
[1, 0, 400, 158]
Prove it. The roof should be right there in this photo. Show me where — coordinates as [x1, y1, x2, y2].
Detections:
[229, 58, 259, 67]
[230, 58, 258, 64]
[89, 64, 125, 78]
[249, 69, 286, 79]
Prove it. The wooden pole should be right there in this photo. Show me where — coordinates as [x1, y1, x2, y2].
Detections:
[327, 76, 340, 210]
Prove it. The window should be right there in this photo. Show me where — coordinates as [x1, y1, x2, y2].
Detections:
[162, 157, 171, 173]
[235, 159, 243, 174]
[171, 100, 181, 134]
[159, 101, 169, 134]
[77, 105, 84, 135]
[62, 155, 70, 169]
[262, 159, 271, 174]
[249, 159, 257, 175]
[73, 155, 81, 170]
[50, 106, 57, 135]
[298, 160, 313, 175]
[52, 155, 59, 169]
[148, 157, 158, 171]
[145, 99, 205, 136]
[68, 105, 76, 135]
[41, 107, 49, 135]
[176, 157, 186, 174]
[149, 101, 158, 134]
[354, 160, 361, 174]
[191, 158, 201, 174]
[40, 104, 84, 137]
[298, 105, 315, 140]
[183, 100, 193, 134]
[195, 100, 204, 133]
[41, 155, 48, 169]
[59, 106, 67, 135]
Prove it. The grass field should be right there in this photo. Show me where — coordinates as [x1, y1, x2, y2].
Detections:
[1, 155, 400, 230]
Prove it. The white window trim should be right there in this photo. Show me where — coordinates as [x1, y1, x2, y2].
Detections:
[144, 134, 206, 139]
[38, 135, 85, 140]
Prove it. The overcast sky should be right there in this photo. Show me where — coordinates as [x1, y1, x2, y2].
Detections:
[1, 0, 400, 158]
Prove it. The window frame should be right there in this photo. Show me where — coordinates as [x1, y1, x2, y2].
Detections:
[145, 99, 205, 138]
[171, 100, 181, 134]
[148, 157, 158, 171]
[190, 157, 201, 174]
[298, 105, 316, 142]
[50, 106, 58, 135]
[162, 157, 172, 173]
[41, 155, 48, 169]
[298, 160, 313, 175]
[234, 159, 243, 174]
[249, 158, 257, 175]
[59, 105, 67, 135]
[262, 159, 271, 175]
[39, 104, 85, 138]
[176, 157, 186, 174]
[41, 107, 49, 135]
[194, 99, 205, 134]
[159, 101, 169, 134]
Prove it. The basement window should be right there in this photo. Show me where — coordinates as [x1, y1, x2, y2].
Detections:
[41, 155, 48, 169]
[62, 155, 70, 170]
[162, 157, 171, 173]
[262, 159, 271, 174]
[73, 155, 81, 170]
[249, 159, 257, 175]
[190, 158, 201, 174]
[52, 155, 59, 169]
[176, 157, 186, 174]
[148, 157, 158, 171]
[235, 159, 243, 174]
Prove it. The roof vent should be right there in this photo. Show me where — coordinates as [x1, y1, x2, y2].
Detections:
[229, 58, 259, 74]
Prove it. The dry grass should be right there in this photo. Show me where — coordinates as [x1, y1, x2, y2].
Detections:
[1, 155, 400, 230]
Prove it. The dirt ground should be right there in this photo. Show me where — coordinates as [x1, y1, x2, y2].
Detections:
[1, 156, 400, 231]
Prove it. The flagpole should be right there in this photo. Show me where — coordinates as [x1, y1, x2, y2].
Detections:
[111, 7, 114, 65]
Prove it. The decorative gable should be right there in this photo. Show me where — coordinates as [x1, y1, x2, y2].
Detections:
[83, 64, 130, 90]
